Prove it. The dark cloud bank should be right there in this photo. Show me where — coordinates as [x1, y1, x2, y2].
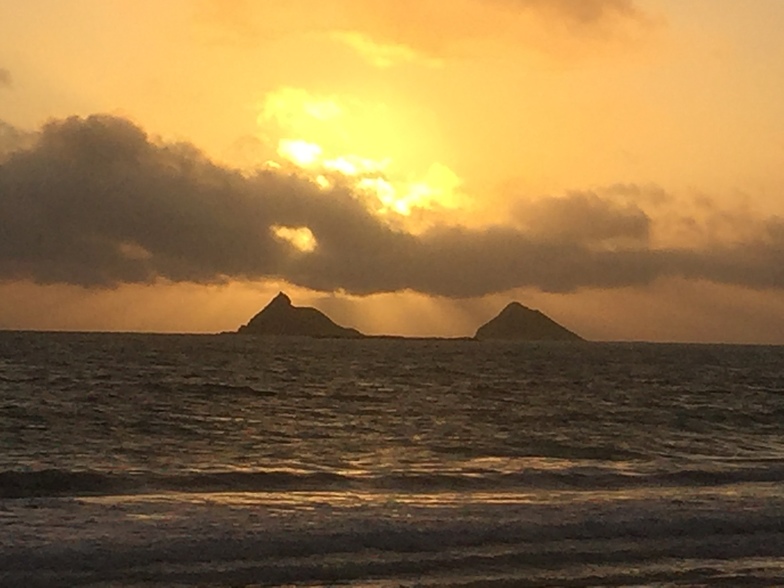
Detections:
[1, 115, 782, 297]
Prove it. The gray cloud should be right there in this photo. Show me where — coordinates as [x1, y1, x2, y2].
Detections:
[0, 68, 11, 88]
[1, 114, 783, 297]
[0, 121, 34, 158]
[514, 191, 650, 246]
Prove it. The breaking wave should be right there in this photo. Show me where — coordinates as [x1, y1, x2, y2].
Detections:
[5, 463, 784, 498]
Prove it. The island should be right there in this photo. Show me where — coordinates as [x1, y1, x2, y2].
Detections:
[236, 293, 583, 341]
[237, 292, 364, 338]
[474, 302, 583, 341]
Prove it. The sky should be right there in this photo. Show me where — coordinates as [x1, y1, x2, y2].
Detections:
[1, 0, 784, 342]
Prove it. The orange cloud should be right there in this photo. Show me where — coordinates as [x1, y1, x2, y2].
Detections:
[330, 32, 443, 68]
[193, 0, 658, 67]
[498, 0, 645, 26]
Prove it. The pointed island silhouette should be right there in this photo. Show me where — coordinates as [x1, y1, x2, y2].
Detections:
[473, 302, 582, 341]
[237, 292, 584, 341]
[237, 292, 364, 338]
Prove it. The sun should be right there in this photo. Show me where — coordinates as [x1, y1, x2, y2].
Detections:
[256, 87, 466, 223]
[278, 139, 323, 168]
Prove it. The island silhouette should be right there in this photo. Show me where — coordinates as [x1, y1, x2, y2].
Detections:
[237, 292, 584, 341]
[473, 302, 582, 341]
[237, 292, 363, 338]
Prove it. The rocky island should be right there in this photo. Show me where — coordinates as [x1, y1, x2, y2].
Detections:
[237, 292, 364, 338]
[473, 302, 583, 341]
[237, 293, 583, 341]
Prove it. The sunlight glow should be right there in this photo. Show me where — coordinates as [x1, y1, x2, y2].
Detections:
[258, 87, 465, 221]
[357, 177, 400, 212]
[331, 31, 443, 69]
[272, 226, 317, 253]
[117, 241, 152, 261]
[323, 154, 389, 176]
[278, 139, 323, 168]
[262, 88, 343, 132]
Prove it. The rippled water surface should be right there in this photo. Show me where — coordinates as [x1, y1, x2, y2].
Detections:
[1, 332, 784, 586]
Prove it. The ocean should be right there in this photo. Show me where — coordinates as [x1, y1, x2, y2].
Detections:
[1, 331, 784, 587]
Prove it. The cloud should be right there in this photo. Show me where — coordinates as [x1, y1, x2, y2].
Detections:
[1, 114, 783, 297]
[330, 31, 444, 68]
[514, 191, 650, 246]
[193, 1, 656, 68]
[0, 121, 35, 159]
[0, 68, 11, 88]
[485, 0, 658, 61]
[498, 0, 645, 26]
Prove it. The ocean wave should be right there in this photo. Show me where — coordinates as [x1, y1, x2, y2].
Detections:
[5, 464, 784, 498]
[0, 469, 350, 499]
[161, 382, 277, 397]
[3, 502, 784, 587]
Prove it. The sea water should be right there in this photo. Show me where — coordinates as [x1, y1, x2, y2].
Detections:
[1, 331, 784, 587]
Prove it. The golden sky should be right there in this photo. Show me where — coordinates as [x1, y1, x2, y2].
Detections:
[2, 0, 784, 342]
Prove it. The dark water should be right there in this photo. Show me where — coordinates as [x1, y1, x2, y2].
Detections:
[1, 332, 784, 586]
